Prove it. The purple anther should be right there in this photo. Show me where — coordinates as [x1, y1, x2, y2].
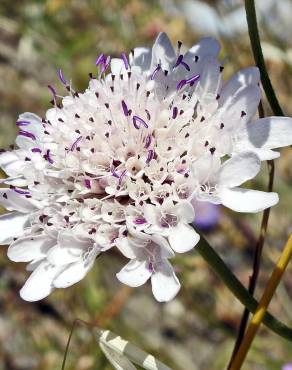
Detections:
[145, 109, 151, 120]
[100, 55, 111, 74]
[70, 136, 82, 151]
[31, 147, 41, 153]
[133, 217, 147, 225]
[144, 134, 152, 149]
[118, 169, 127, 185]
[16, 120, 30, 127]
[186, 74, 200, 84]
[121, 52, 129, 70]
[18, 130, 36, 141]
[150, 64, 161, 80]
[48, 85, 57, 99]
[121, 100, 129, 116]
[146, 149, 154, 164]
[111, 167, 119, 179]
[57, 68, 68, 85]
[84, 179, 91, 189]
[172, 106, 178, 119]
[95, 53, 105, 67]
[44, 149, 53, 164]
[133, 115, 148, 129]
[181, 61, 190, 71]
[148, 261, 154, 273]
[10, 186, 30, 195]
[176, 79, 187, 90]
[173, 54, 184, 69]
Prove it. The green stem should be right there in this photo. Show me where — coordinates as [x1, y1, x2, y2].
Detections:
[195, 233, 292, 341]
[245, 0, 284, 116]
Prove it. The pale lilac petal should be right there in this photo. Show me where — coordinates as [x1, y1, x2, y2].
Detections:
[110, 58, 126, 75]
[168, 223, 200, 253]
[151, 32, 176, 70]
[116, 259, 151, 287]
[0, 212, 31, 244]
[20, 261, 64, 301]
[53, 251, 97, 288]
[0, 189, 37, 213]
[218, 152, 261, 187]
[220, 188, 279, 213]
[46, 245, 83, 265]
[129, 47, 151, 72]
[237, 117, 292, 157]
[8, 235, 55, 262]
[151, 260, 180, 302]
[219, 67, 260, 106]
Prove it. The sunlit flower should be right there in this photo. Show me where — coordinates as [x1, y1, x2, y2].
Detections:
[1, 32, 291, 302]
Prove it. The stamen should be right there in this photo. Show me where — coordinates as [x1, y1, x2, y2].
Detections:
[31, 147, 41, 153]
[84, 179, 91, 189]
[95, 53, 105, 67]
[186, 74, 200, 84]
[177, 79, 186, 90]
[70, 136, 82, 151]
[47, 85, 57, 102]
[18, 130, 36, 141]
[133, 218, 147, 225]
[144, 134, 152, 149]
[121, 100, 129, 116]
[146, 149, 154, 164]
[121, 52, 129, 70]
[150, 64, 161, 80]
[9, 185, 30, 195]
[16, 120, 30, 127]
[172, 106, 178, 119]
[57, 68, 68, 85]
[44, 149, 54, 164]
[119, 170, 127, 185]
[133, 115, 148, 129]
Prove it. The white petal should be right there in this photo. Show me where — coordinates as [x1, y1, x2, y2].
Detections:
[143, 204, 159, 224]
[151, 32, 176, 70]
[184, 37, 221, 64]
[168, 223, 200, 253]
[220, 85, 261, 129]
[219, 67, 260, 106]
[53, 253, 96, 288]
[197, 58, 222, 102]
[218, 152, 261, 187]
[151, 260, 180, 302]
[0, 212, 31, 244]
[0, 189, 37, 213]
[116, 259, 151, 287]
[110, 58, 126, 75]
[0, 151, 24, 177]
[20, 261, 63, 301]
[129, 47, 151, 72]
[174, 201, 195, 223]
[220, 187, 279, 213]
[8, 235, 55, 262]
[115, 237, 138, 259]
[46, 245, 82, 265]
[238, 117, 292, 154]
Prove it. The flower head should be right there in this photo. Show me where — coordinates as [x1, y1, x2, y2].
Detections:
[1, 32, 291, 302]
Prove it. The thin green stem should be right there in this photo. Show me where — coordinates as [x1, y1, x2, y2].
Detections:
[245, 0, 284, 116]
[194, 232, 292, 341]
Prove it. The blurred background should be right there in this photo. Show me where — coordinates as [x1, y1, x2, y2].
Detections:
[0, 0, 292, 369]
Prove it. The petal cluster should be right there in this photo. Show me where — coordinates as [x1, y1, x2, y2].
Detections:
[0, 32, 291, 302]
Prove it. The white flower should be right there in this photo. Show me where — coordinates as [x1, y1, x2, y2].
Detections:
[116, 230, 180, 302]
[0, 32, 292, 302]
